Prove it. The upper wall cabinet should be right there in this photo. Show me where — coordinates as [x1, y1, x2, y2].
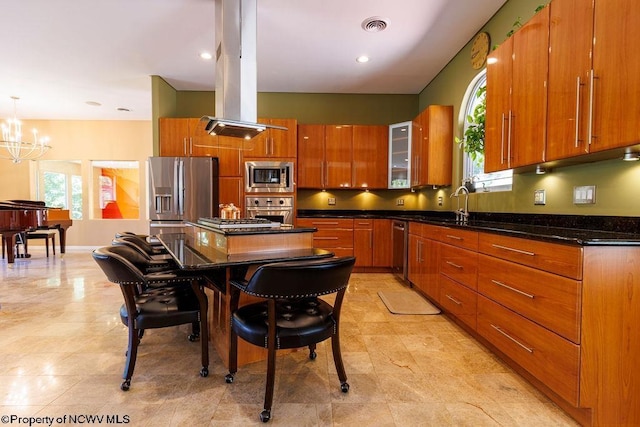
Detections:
[245, 118, 297, 159]
[546, 0, 594, 160]
[159, 118, 217, 157]
[159, 118, 242, 177]
[485, 7, 549, 173]
[591, 0, 640, 152]
[413, 105, 453, 187]
[353, 125, 388, 189]
[388, 121, 412, 189]
[297, 124, 353, 189]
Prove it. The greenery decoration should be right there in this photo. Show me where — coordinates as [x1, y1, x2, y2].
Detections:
[456, 85, 486, 167]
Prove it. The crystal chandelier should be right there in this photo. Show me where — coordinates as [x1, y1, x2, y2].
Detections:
[0, 96, 51, 163]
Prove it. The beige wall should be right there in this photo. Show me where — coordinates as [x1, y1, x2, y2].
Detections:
[1, 120, 152, 247]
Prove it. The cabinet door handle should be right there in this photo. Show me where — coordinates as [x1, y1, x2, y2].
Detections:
[491, 324, 534, 353]
[445, 261, 463, 269]
[313, 221, 339, 226]
[500, 113, 506, 165]
[183, 137, 188, 156]
[587, 69, 598, 145]
[491, 280, 535, 299]
[574, 76, 583, 148]
[315, 236, 339, 240]
[491, 244, 535, 256]
[445, 234, 462, 241]
[507, 110, 512, 167]
[445, 294, 462, 305]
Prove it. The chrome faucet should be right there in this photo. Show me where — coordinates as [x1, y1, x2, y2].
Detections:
[450, 185, 470, 224]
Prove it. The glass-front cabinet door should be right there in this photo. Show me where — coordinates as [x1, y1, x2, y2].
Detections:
[388, 121, 412, 189]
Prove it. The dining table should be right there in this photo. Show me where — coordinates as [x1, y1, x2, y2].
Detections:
[155, 223, 333, 368]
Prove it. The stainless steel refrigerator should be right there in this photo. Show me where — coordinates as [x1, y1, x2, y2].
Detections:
[147, 156, 218, 235]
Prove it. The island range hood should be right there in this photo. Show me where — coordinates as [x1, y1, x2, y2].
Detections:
[201, 0, 286, 139]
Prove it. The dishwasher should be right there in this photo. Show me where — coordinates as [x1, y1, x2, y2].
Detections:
[392, 220, 408, 283]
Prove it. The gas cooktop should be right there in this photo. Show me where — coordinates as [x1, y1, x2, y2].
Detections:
[198, 217, 281, 229]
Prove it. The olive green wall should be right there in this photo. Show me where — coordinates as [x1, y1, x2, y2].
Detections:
[417, 0, 640, 217]
[154, 0, 640, 217]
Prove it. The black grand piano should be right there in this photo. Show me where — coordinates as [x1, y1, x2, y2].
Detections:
[1, 200, 73, 264]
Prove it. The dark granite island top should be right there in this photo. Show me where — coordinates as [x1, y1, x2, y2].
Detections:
[157, 221, 328, 270]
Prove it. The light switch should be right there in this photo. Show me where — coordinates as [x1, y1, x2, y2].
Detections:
[534, 189, 546, 205]
[573, 185, 596, 204]
[327, 197, 336, 206]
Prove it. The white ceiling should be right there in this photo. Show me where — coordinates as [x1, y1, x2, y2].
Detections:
[0, 0, 506, 121]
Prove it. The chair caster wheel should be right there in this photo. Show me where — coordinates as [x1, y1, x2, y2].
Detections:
[309, 350, 317, 360]
[225, 373, 234, 383]
[259, 409, 271, 422]
[121, 380, 131, 391]
[188, 333, 199, 342]
[341, 382, 349, 393]
[200, 367, 209, 377]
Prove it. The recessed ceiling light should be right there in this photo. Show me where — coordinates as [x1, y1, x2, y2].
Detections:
[200, 52, 213, 60]
[86, 101, 101, 106]
[356, 55, 370, 63]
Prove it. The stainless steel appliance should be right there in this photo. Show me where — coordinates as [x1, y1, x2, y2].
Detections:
[245, 196, 293, 225]
[392, 220, 408, 282]
[244, 161, 294, 193]
[147, 156, 218, 235]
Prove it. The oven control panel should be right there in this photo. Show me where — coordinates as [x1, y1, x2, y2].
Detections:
[246, 196, 293, 208]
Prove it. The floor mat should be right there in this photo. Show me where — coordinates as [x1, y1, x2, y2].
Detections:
[378, 290, 441, 315]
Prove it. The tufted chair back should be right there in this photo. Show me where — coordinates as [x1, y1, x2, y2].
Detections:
[226, 256, 355, 422]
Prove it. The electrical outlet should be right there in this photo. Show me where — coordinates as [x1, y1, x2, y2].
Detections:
[327, 197, 336, 206]
[438, 196, 443, 206]
[534, 189, 546, 205]
[396, 198, 404, 206]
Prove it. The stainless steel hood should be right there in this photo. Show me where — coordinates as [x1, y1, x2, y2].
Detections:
[202, 0, 287, 139]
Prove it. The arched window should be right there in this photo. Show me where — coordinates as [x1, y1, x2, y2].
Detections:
[460, 70, 512, 192]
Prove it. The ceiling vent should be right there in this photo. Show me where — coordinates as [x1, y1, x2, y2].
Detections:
[361, 17, 389, 33]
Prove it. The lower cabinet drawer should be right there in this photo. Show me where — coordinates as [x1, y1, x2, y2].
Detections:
[439, 244, 478, 290]
[312, 229, 353, 248]
[439, 275, 477, 331]
[477, 295, 580, 406]
[477, 254, 581, 344]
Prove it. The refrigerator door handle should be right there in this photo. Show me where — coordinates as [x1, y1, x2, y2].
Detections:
[177, 159, 185, 215]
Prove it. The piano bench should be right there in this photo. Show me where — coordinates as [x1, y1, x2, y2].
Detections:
[26, 231, 56, 257]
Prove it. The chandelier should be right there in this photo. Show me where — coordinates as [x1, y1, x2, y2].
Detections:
[0, 96, 51, 163]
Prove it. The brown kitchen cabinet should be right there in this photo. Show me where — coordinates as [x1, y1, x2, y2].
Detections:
[547, 0, 640, 157]
[159, 118, 217, 157]
[352, 125, 388, 189]
[218, 177, 244, 212]
[296, 218, 353, 258]
[546, 0, 594, 160]
[407, 222, 440, 302]
[353, 218, 392, 268]
[412, 105, 454, 187]
[297, 124, 353, 189]
[485, 7, 549, 172]
[247, 118, 297, 158]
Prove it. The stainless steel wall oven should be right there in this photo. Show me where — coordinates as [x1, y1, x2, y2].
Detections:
[245, 196, 293, 225]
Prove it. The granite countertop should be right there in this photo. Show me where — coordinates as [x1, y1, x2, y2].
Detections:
[297, 210, 640, 246]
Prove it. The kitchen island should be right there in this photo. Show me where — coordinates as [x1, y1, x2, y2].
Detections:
[157, 220, 333, 368]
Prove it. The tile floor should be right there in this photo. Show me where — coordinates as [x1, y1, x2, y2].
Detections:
[0, 249, 578, 426]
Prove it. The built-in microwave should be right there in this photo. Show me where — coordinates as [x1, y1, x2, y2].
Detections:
[244, 161, 294, 193]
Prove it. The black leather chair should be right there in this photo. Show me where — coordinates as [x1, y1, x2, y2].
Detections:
[92, 245, 209, 391]
[111, 237, 178, 271]
[113, 233, 170, 258]
[106, 242, 174, 276]
[225, 256, 356, 422]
